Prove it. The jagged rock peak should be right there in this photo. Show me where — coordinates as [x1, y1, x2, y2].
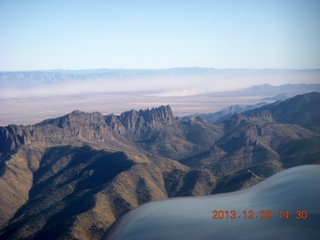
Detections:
[119, 109, 142, 130]
[138, 105, 174, 124]
[227, 113, 247, 125]
[117, 105, 174, 129]
[0, 125, 27, 153]
[194, 116, 206, 123]
[227, 109, 274, 126]
[247, 109, 274, 122]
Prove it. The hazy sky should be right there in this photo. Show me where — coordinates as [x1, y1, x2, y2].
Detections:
[1, 0, 320, 71]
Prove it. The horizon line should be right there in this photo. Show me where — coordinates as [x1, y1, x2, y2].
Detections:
[1, 67, 320, 73]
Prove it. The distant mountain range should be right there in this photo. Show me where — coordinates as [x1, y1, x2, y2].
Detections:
[0, 92, 319, 239]
[1, 68, 319, 90]
[243, 83, 320, 92]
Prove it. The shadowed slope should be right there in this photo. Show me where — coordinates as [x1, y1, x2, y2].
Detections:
[0, 145, 217, 240]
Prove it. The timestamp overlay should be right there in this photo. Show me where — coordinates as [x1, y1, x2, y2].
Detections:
[212, 209, 308, 220]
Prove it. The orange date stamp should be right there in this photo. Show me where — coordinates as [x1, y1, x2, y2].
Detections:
[212, 210, 308, 220]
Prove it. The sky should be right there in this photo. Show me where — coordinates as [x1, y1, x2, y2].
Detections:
[1, 0, 320, 71]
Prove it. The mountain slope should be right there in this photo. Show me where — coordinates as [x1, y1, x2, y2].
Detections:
[182, 102, 267, 124]
[246, 91, 320, 131]
[180, 92, 320, 192]
[0, 145, 217, 240]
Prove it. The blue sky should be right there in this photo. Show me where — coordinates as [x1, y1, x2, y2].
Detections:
[1, 0, 320, 71]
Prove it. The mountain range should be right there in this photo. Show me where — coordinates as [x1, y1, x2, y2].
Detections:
[1, 69, 319, 89]
[243, 83, 320, 92]
[0, 92, 319, 239]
